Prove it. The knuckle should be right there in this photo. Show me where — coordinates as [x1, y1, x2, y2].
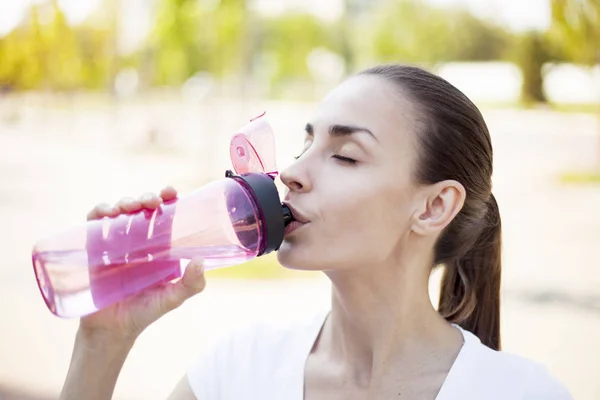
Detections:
[186, 280, 206, 296]
[87, 203, 109, 219]
[140, 192, 156, 200]
[118, 196, 134, 205]
[96, 202, 110, 210]
[163, 293, 184, 312]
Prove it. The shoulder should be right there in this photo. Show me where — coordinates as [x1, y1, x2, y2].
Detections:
[448, 327, 572, 400]
[186, 310, 327, 399]
[217, 309, 326, 360]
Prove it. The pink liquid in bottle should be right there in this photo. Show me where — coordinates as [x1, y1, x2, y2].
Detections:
[32, 178, 263, 318]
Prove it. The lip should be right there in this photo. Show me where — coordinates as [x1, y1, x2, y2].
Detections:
[282, 202, 310, 224]
[284, 220, 308, 236]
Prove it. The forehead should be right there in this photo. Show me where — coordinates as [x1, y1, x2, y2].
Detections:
[312, 75, 418, 149]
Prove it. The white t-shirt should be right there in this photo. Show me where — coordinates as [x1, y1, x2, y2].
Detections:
[187, 310, 572, 399]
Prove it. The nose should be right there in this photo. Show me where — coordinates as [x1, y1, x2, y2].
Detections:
[280, 159, 312, 193]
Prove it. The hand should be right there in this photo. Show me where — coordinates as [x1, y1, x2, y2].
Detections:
[79, 186, 206, 344]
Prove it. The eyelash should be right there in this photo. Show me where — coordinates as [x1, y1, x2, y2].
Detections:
[294, 154, 357, 164]
[333, 155, 357, 164]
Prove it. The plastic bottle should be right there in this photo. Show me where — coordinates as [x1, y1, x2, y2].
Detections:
[31, 113, 293, 318]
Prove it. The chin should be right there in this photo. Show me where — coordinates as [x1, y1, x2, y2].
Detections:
[276, 240, 325, 271]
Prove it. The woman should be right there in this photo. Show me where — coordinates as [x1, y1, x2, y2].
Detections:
[60, 64, 571, 399]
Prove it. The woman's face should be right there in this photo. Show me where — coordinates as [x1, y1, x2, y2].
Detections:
[277, 75, 424, 271]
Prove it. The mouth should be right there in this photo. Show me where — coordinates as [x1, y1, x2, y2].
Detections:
[282, 202, 310, 236]
[282, 202, 309, 224]
[284, 220, 307, 236]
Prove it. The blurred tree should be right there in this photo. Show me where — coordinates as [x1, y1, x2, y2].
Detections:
[336, 0, 357, 75]
[371, 1, 451, 64]
[22, 5, 46, 90]
[150, 0, 205, 85]
[260, 13, 331, 83]
[550, 0, 600, 167]
[0, 24, 34, 90]
[447, 9, 511, 61]
[370, 1, 509, 65]
[0, 6, 46, 90]
[550, 0, 600, 65]
[74, 23, 113, 90]
[103, 0, 119, 94]
[45, 0, 81, 91]
[512, 31, 550, 104]
[511, 0, 600, 106]
[213, 0, 248, 77]
[0, 1, 82, 91]
[150, 0, 248, 85]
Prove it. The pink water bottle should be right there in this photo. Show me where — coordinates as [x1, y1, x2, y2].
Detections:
[31, 114, 294, 318]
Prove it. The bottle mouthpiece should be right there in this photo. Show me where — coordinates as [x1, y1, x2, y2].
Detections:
[281, 204, 294, 226]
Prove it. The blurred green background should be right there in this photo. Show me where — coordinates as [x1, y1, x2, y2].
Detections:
[1, 0, 600, 399]
[0, 0, 598, 107]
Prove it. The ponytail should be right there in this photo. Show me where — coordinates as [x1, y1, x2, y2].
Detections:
[438, 193, 502, 350]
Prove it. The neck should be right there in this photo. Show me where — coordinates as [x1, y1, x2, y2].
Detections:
[320, 253, 459, 386]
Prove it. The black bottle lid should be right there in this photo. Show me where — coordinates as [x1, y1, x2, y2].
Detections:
[225, 170, 293, 256]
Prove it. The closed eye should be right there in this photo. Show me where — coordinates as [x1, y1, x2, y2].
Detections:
[332, 155, 357, 164]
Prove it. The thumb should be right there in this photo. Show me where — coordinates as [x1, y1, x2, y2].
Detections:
[163, 259, 206, 311]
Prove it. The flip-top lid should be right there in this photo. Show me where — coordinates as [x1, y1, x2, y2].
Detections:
[230, 112, 277, 176]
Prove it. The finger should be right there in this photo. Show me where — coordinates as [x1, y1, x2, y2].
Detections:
[163, 259, 206, 311]
[116, 196, 142, 213]
[87, 202, 118, 221]
[179, 259, 206, 296]
[139, 192, 163, 209]
[160, 186, 178, 202]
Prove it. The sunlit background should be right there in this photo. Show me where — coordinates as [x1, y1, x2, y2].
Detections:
[1, 0, 599, 399]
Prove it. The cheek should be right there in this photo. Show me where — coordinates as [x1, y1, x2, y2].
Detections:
[277, 169, 414, 270]
[318, 181, 411, 259]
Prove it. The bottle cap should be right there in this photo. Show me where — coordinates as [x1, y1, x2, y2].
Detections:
[230, 112, 277, 176]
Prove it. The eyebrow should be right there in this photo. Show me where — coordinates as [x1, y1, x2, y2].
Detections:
[305, 123, 378, 142]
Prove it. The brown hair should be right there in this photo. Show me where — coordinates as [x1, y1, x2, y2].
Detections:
[361, 64, 502, 350]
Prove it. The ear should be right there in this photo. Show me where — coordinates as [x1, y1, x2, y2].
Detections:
[411, 180, 466, 237]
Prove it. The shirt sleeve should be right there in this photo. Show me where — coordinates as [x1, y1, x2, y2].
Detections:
[522, 364, 573, 400]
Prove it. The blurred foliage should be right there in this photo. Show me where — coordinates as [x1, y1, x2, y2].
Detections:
[206, 253, 319, 279]
[0, 2, 76, 90]
[370, 1, 510, 64]
[151, 0, 207, 85]
[259, 14, 332, 83]
[0, 0, 115, 91]
[560, 170, 600, 184]
[150, 0, 248, 85]
[0, 0, 598, 100]
[506, 0, 600, 105]
[550, 0, 600, 66]
[549, 0, 600, 171]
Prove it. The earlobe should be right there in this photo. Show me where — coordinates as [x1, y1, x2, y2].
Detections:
[411, 180, 465, 236]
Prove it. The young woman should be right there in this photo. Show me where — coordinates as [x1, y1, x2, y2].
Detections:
[60, 64, 571, 399]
